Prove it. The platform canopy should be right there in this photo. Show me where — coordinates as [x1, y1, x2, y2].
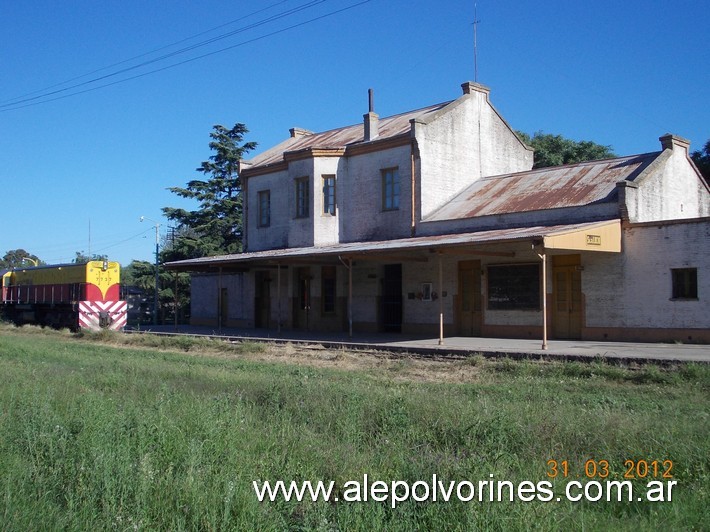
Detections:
[164, 219, 621, 272]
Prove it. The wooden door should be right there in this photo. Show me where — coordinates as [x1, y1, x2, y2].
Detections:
[457, 260, 482, 336]
[552, 256, 582, 339]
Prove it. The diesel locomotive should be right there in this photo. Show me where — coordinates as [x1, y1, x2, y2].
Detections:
[1, 260, 127, 331]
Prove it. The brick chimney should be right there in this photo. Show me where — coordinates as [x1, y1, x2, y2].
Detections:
[289, 127, 313, 138]
[659, 133, 690, 154]
[461, 81, 491, 98]
[363, 88, 379, 141]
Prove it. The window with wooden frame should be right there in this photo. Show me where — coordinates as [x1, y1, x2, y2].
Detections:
[321, 266, 336, 314]
[257, 190, 271, 227]
[671, 268, 698, 299]
[487, 264, 541, 310]
[322, 175, 336, 215]
[295, 177, 309, 218]
[381, 167, 400, 211]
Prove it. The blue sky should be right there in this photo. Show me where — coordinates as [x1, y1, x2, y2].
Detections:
[1, 0, 707, 266]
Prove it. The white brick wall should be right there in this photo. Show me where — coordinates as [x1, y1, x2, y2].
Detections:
[414, 90, 532, 219]
[584, 220, 710, 329]
[401, 260, 455, 325]
[625, 147, 710, 222]
[191, 272, 250, 322]
[312, 157, 342, 246]
[339, 145, 413, 242]
[246, 168, 291, 251]
[350, 264, 381, 323]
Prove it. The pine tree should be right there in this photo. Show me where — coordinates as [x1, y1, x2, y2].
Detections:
[163, 123, 257, 259]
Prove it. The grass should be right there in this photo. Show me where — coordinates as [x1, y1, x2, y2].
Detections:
[0, 324, 708, 530]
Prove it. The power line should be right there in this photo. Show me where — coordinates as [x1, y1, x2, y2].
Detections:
[1, 0, 328, 109]
[20, 228, 155, 264]
[1, 0, 371, 112]
[1, 0, 295, 105]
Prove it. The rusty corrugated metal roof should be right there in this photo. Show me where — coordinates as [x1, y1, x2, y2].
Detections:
[165, 220, 618, 270]
[426, 152, 660, 221]
[243, 102, 451, 169]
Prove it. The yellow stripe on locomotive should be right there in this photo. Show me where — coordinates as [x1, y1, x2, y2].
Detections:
[10, 261, 120, 300]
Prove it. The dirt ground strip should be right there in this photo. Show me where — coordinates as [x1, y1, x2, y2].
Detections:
[237, 342, 491, 383]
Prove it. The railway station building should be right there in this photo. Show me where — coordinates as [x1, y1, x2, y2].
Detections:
[166, 82, 710, 344]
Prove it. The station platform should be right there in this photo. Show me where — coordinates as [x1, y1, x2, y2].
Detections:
[129, 325, 710, 364]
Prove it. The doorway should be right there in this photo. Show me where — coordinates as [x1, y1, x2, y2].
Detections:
[220, 288, 229, 327]
[457, 260, 482, 336]
[293, 267, 311, 330]
[254, 271, 271, 328]
[381, 264, 402, 333]
[552, 255, 582, 339]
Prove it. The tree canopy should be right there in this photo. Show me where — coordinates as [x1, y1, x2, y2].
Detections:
[517, 131, 615, 169]
[162, 123, 257, 259]
[72, 251, 108, 264]
[0, 249, 42, 269]
[690, 139, 710, 185]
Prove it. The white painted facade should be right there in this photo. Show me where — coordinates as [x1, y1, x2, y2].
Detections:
[243, 82, 532, 251]
[178, 82, 710, 344]
[413, 84, 533, 219]
[621, 137, 710, 223]
[584, 220, 710, 336]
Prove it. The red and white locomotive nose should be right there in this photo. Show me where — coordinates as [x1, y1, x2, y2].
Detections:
[79, 300, 128, 331]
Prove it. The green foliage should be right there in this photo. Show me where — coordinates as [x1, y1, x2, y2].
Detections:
[1, 329, 707, 530]
[517, 131, 615, 169]
[690, 138, 710, 185]
[162, 123, 257, 259]
[0, 249, 42, 269]
[72, 251, 108, 264]
[123, 260, 154, 292]
[122, 260, 190, 324]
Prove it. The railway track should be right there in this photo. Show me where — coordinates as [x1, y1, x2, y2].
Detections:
[122, 329, 689, 366]
[124, 329, 476, 363]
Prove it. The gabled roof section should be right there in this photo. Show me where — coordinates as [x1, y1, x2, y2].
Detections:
[241, 102, 451, 172]
[426, 152, 661, 221]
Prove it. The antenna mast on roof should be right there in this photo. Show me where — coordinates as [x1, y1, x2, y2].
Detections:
[473, 2, 480, 82]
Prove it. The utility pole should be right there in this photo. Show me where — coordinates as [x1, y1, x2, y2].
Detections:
[140, 216, 161, 326]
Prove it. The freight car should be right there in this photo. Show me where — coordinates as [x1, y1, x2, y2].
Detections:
[1, 260, 127, 331]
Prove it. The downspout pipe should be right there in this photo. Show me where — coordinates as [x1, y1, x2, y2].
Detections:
[410, 142, 417, 237]
[534, 243, 548, 350]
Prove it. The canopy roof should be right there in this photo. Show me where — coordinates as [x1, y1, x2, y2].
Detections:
[165, 220, 621, 272]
